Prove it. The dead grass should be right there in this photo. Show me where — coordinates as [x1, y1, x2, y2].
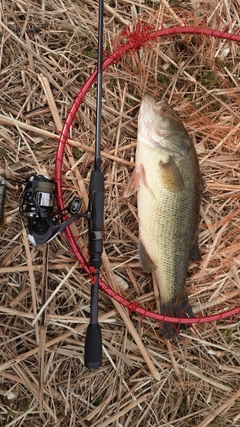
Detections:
[0, 0, 240, 426]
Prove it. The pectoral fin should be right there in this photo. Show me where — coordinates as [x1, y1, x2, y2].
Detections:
[125, 164, 151, 197]
[139, 240, 157, 272]
[124, 169, 140, 197]
[159, 158, 184, 192]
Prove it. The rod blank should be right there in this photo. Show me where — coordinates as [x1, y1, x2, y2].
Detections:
[84, 0, 104, 370]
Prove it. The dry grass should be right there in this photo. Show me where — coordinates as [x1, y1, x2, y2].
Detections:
[0, 0, 240, 426]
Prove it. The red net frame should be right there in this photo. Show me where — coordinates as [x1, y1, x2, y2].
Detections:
[55, 23, 240, 326]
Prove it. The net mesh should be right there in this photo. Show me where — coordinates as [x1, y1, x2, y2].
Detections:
[55, 19, 240, 328]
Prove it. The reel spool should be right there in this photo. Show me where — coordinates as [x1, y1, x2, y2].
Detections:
[20, 174, 82, 246]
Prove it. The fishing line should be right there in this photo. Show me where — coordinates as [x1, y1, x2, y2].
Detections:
[55, 22, 240, 328]
[0, 178, 6, 231]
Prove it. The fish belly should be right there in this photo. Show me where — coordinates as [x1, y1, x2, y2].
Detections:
[137, 140, 200, 305]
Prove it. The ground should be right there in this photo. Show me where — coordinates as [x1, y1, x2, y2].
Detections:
[0, 0, 240, 426]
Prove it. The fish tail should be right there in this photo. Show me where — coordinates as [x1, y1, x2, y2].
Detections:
[160, 297, 194, 340]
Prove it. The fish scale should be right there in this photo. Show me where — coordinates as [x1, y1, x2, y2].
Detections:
[139, 149, 199, 302]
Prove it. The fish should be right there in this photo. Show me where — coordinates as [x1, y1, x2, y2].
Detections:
[0, 177, 6, 231]
[125, 94, 201, 339]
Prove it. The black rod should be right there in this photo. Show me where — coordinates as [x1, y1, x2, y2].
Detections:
[84, 0, 104, 370]
[95, 0, 104, 170]
[90, 270, 100, 325]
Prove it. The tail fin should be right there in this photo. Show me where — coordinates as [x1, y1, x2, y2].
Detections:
[160, 297, 194, 340]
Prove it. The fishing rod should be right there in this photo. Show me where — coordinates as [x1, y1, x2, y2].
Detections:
[84, 0, 104, 369]
[20, 0, 105, 369]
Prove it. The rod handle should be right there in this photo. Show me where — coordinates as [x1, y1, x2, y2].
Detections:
[88, 169, 104, 268]
[84, 323, 102, 369]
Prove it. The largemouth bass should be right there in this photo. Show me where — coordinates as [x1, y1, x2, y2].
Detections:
[126, 94, 201, 339]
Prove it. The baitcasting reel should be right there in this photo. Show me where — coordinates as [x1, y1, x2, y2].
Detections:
[20, 174, 83, 246]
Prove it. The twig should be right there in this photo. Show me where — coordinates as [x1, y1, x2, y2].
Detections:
[197, 389, 240, 427]
[22, 229, 40, 345]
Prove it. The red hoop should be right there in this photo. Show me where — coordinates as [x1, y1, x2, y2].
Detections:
[55, 24, 240, 325]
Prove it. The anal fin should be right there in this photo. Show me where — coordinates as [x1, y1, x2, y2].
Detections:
[139, 240, 156, 273]
[190, 230, 201, 261]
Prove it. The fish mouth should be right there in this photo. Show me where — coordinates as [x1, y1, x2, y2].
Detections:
[139, 94, 191, 156]
[139, 110, 189, 156]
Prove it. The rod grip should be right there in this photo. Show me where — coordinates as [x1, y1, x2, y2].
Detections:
[88, 170, 104, 268]
[84, 323, 102, 369]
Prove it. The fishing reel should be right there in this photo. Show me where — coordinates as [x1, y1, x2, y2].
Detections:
[20, 174, 83, 246]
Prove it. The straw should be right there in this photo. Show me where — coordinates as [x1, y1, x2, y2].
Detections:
[0, 0, 240, 426]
